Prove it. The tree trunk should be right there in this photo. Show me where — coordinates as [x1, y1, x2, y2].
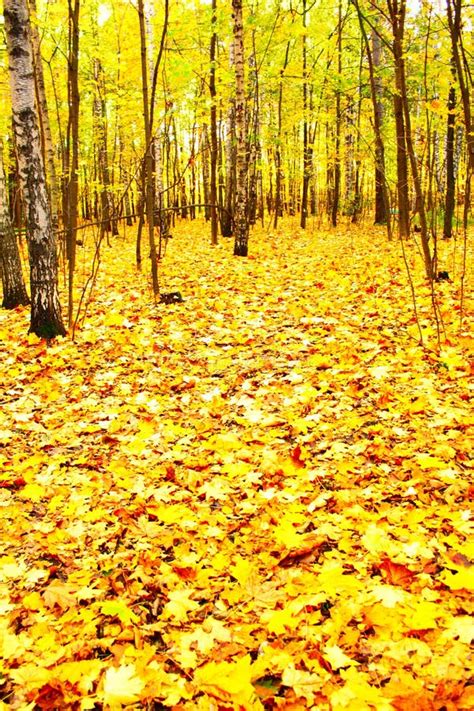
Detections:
[371, 27, 388, 227]
[0, 139, 30, 308]
[64, 0, 80, 327]
[443, 82, 456, 239]
[300, 0, 310, 229]
[344, 97, 356, 215]
[331, 0, 342, 228]
[201, 124, 211, 221]
[446, 0, 472, 239]
[137, 0, 159, 297]
[389, 0, 410, 239]
[221, 107, 235, 236]
[389, 0, 432, 278]
[247, 32, 261, 226]
[352, 1, 391, 235]
[221, 43, 236, 237]
[209, 0, 218, 244]
[29, 0, 59, 228]
[4, 0, 65, 338]
[93, 58, 112, 238]
[274, 41, 290, 229]
[446, 0, 473, 177]
[232, 0, 249, 256]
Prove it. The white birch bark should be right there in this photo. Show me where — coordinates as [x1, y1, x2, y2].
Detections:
[232, 0, 249, 256]
[4, 0, 66, 338]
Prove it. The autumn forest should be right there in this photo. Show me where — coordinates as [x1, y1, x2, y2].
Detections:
[0, 0, 473, 708]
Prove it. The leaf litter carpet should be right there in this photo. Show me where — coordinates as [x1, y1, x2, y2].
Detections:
[0, 221, 473, 710]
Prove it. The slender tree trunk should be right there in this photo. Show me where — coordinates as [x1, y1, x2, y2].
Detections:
[232, 0, 249, 256]
[209, 0, 218, 244]
[331, 0, 342, 227]
[446, 0, 473, 177]
[29, 0, 59, 228]
[93, 58, 112, 238]
[389, 0, 432, 278]
[65, 0, 80, 328]
[148, 0, 169, 256]
[0, 139, 30, 308]
[443, 82, 456, 239]
[274, 41, 290, 229]
[221, 43, 236, 237]
[138, 0, 159, 297]
[221, 108, 235, 236]
[247, 34, 261, 226]
[389, 0, 410, 239]
[352, 1, 391, 235]
[351, 42, 364, 223]
[201, 124, 211, 221]
[301, 0, 310, 229]
[4, 0, 65, 338]
[372, 27, 388, 227]
[344, 98, 356, 214]
[190, 120, 197, 220]
[446, 0, 472, 241]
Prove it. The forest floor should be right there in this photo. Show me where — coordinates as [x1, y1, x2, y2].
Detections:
[0, 219, 473, 710]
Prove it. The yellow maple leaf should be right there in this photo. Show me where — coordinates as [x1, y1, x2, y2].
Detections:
[331, 667, 393, 710]
[102, 663, 145, 705]
[440, 568, 474, 591]
[194, 654, 256, 702]
[263, 606, 300, 634]
[416, 453, 448, 469]
[22, 591, 43, 611]
[56, 659, 103, 693]
[162, 588, 199, 622]
[43, 581, 77, 610]
[281, 664, 329, 702]
[406, 601, 441, 630]
[18, 482, 45, 502]
[323, 644, 359, 670]
[230, 555, 253, 586]
[100, 600, 140, 625]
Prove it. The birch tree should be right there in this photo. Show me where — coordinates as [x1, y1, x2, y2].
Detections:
[4, 0, 66, 338]
[232, 0, 249, 256]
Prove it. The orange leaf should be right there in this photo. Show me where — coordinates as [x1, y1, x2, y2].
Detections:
[378, 558, 416, 587]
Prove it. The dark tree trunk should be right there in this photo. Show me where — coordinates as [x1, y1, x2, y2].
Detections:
[352, 1, 391, 235]
[390, 1, 410, 239]
[372, 28, 388, 226]
[301, 0, 310, 229]
[209, 0, 218, 244]
[0, 140, 30, 308]
[65, 0, 80, 327]
[138, 0, 159, 297]
[443, 83, 456, 239]
[389, 0, 432, 278]
[331, 0, 342, 228]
